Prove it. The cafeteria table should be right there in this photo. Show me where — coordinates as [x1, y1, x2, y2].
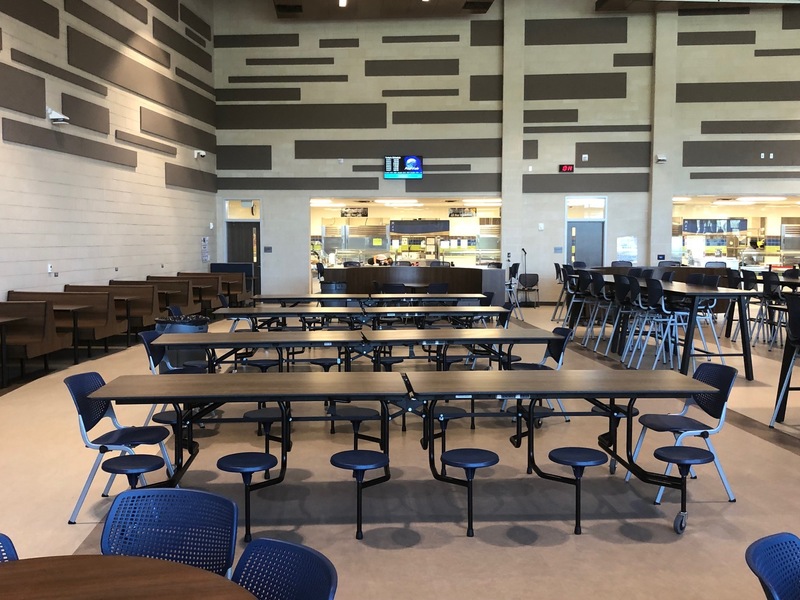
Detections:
[0, 554, 255, 599]
[251, 292, 486, 306]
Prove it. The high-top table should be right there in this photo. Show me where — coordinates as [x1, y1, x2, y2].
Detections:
[0, 554, 255, 599]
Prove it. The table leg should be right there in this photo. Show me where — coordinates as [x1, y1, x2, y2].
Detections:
[678, 298, 701, 375]
[737, 295, 755, 381]
[72, 312, 81, 365]
[774, 338, 796, 423]
[1, 324, 8, 388]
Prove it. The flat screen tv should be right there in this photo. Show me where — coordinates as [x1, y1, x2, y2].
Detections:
[384, 155, 423, 179]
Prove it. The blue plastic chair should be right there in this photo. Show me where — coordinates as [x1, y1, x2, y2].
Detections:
[63, 372, 173, 525]
[101, 488, 238, 577]
[232, 538, 338, 600]
[0, 533, 19, 562]
[745, 532, 800, 600]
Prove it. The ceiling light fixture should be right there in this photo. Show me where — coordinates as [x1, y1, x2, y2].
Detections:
[672, 197, 691, 203]
[736, 196, 787, 203]
[339, 0, 347, 7]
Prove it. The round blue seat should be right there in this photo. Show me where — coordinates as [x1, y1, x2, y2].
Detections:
[243, 407, 285, 454]
[101, 454, 165, 489]
[330, 450, 389, 540]
[328, 405, 381, 450]
[653, 445, 715, 535]
[440, 448, 499, 538]
[217, 452, 278, 542]
[548, 447, 608, 535]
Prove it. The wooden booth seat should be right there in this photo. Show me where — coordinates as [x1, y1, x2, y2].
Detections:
[0, 300, 72, 370]
[6, 291, 126, 354]
[113, 279, 201, 315]
[65, 284, 160, 329]
[207, 271, 250, 306]
[176, 273, 226, 310]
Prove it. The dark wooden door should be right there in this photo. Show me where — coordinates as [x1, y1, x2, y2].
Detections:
[227, 222, 261, 294]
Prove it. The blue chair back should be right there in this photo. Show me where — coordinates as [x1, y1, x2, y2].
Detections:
[101, 488, 238, 576]
[64, 371, 112, 434]
[0, 533, 19, 562]
[691, 362, 737, 420]
[232, 538, 338, 600]
[139, 330, 167, 371]
[745, 532, 800, 600]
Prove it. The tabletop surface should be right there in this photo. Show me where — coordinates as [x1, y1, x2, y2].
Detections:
[217, 306, 364, 316]
[0, 554, 255, 599]
[0, 316, 24, 325]
[253, 293, 486, 302]
[152, 330, 366, 347]
[364, 327, 560, 344]
[91, 371, 410, 402]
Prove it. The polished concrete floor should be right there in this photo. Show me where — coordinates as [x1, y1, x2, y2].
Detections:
[1, 304, 798, 599]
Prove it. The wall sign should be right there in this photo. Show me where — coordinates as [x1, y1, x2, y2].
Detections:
[559, 164, 575, 173]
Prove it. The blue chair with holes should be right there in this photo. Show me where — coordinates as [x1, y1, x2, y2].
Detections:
[330, 449, 389, 540]
[0, 533, 19, 562]
[101, 488, 238, 577]
[745, 531, 800, 600]
[548, 446, 608, 535]
[439, 448, 499, 537]
[232, 538, 337, 600]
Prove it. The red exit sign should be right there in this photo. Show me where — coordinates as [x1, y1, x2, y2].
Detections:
[559, 164, 575, 173]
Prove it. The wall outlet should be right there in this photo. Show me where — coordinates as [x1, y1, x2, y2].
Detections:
[53, 272, 58, 277]
[114, 266, 119, 271]
[47, 264, 53, 273]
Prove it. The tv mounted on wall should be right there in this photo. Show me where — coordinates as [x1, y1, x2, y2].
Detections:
[384, 155, 423, 179]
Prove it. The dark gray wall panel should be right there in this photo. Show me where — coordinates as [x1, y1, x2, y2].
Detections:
[0, 27, 3, 51]
[702, 120, 800, 134]
[614, 53, 653, 67]
[383, 35, 459, 43]
[783, 5, 800, 29]
[108, 0, 148, 24]
[179, 3, 210, 40]
[365, 59, 459, 77]
[62, 93, 109, 134]
[383, 89, 459, 97]
[392, 110, 501, 124]
[217, 104, 386, 130]
[153, 17, 211, 71]
[0, 63, 46, 118]
[175, 67, 214, 96]
[677, 30, 755, 46]
[574, 142, 651, 167]
[217, 145, 272, 170]
[3, 118, 137, 167]
[678, 7, 749, 16]
[406, 173, 501, 193]
[683, 140, 800, 166]
[755, 48, 800, 57]
[146, 0, 178, 20]
[523, 173, 649, 193]
[320, 38, 358, 48]
[65, 0, 170, 67]
[526, 18, 627, 45]
[216, 88, 300, 102]
[470, 75, 502, 101]
[141, 106, 215, 150]
[0, 0, 59, 38]
[471, 20, 502, 46]
[295, 138, 501, 159]
[217, 177, 379, 191]
[247, 57, 334, 65]
[185, 27, 205, 47]
[525, 73, 627, 100]
[524, 109, 578, 123]
[691, 171, 800, 179]
[165, 162, 216, 192]
[677, 81, 800, 103]
[12, 49, 108, 96]
[68, 27, 215, 124]
[229, 75, 347, 83]
[523, 140, 538, 160]
[116, 130, 177, 155]
[525, 124, 651, 133]
[214, 34, 299, 48]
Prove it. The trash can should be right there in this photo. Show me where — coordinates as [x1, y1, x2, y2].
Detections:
[155, 314, 210, 371]
[320, 281, 346, 293]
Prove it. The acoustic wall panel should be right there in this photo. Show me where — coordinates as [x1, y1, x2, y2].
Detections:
[0, 63, 46, 118]
[175, 67, 214, 96]
[365, 59, 459, 77]
[217, 104, 386, 130]
[152, 17, 211, 71]
[783, 5, 800, 29]
[701, 120, 800, 134]
[65, 0, 170, 68]
[755, 48, 800, 57]
[216, 88, 300, 102]
[525, 18, 627, 46]
[383, 35, 459, 43]
[523, 173, 649, 193]
[2, 118, 137, 167]
[67, 27, 215, 124]
[524, 109, 578, 123]
[523, 140, 538, 160]
[0, 0, 59, 38]
[471, 20, 502, 46]
[185, 28, 205, 47]
[392, 110, 502, 125]
[115, 130, 177, 155]
[677, 31, 755, 46]
[247, 57, 334, 65]
[683, 140, 800, 166]
[61, 93, 109, 134]
[406, 173, 500, 193]
[12, 48, 108, 96]
[217, 145, 272, 170]
[108, 0, 148, 24]
[319, 38, 358, 48]
[146, 0, 178, 21]
[217, 176, 379, 191]
[574, 142, 651, 168]
[525, 124, 650, 133]
[228, 74, 347, 83]
[525, 73, 627, 100]
[691, 171, 800, 179]
[214, 34, 299, 48]
[179, 3, 211, 40]
[383, 89, 459, 97]
[470, 75, 502, 101]
[294, 138, 501, 159]
[165, 162, 216, 192]
[613, 53, 653, 67]
[677, 81, 800, 103]
[140, 107, 215, 150]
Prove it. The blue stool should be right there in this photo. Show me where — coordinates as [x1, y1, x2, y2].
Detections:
[330, 449, 389, 540]
[440, 448, 499, 537]
[217, 452, 278, 542]
[421, 405, 467, 475]
[328, 404, 382, 450]
[549, 447, 608, 534]
[243, 406, 288, 457]
[101, 454, 165, 490]
[653, 445, 715, 534]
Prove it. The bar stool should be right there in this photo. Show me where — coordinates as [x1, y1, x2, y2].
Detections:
[421, 405, 468, 475]
[243, 405, 288, 457]
[217, 452, 278, 542]
[653, 445, 714, 534]
[440, 448, 499, 537]
[101, 454, 165, 491]
[328, 404, 382, 449]
[548, 446, 608, 534]
[330, 449, 389, 540]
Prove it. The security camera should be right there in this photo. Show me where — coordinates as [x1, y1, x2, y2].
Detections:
[194, 150, 206, 159]
[46, 107, 69, 125]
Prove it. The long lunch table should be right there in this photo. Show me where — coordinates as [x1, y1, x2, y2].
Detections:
[90, 371, 407, 487]
[404, 369, 715, 495]
[252, 292, 486, 306]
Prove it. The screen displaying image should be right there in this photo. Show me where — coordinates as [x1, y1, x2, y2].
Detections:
[384, 155, 423, 179]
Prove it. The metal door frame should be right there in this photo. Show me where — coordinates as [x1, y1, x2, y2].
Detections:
[564, 196, 607, 266]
